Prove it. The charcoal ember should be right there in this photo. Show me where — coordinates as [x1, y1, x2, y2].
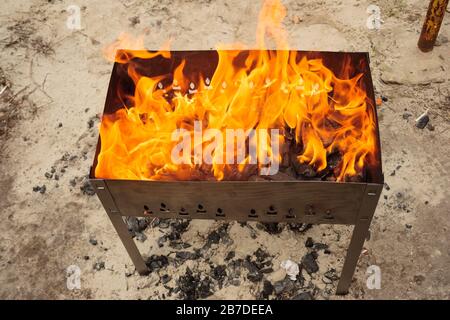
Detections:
[288, 223, 312, 233]
[261, 280, 274, 299]
[177, 268, 213, 300]
[248, 175, 266, 181]
[211, 265, 227, 284]
[146, 255, 169, 272]
[263, 171, 297, 181]
[301, 252, 319, 274]
[326, 151, 341, 169]
[293, 162, 317, 178]
[292, 291, 313, 300]
[259, 222, 283, 234]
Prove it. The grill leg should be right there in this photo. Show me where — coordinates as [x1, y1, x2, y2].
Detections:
[106, 212, 149, 275]
[336, 219, 370, 295]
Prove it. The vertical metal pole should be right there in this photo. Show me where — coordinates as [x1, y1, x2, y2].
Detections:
[106, 212, 149, 275]
[90, 179, 149, 275]
[336, 184, 382, 295]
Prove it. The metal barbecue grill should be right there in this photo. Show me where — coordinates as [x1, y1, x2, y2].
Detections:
[89, 50, 383, 295]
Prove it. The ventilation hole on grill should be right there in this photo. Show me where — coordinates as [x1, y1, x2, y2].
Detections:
[216, 208, 225, 217]
[286, 208, 296, 219]
[269, 205, 275, 211]
[143, 205, 152, 215]
[197, 204, 206, 214]
[267, 205, 277, 215]
[160, 203, 169, 212]
[249, 209, 258, 218]
[179, 207, 188, 216]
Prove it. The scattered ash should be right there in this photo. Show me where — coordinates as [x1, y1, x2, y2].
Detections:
[176, 267, 213, 300]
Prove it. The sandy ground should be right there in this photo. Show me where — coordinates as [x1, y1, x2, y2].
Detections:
[0, 0, 449, 300]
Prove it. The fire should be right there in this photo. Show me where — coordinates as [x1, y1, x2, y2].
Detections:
[95, 0, 378, 182]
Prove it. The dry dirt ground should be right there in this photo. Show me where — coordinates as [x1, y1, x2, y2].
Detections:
[0, 0, 449, 300]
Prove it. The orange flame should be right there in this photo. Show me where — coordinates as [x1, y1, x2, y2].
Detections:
[95, 0, 378, 182]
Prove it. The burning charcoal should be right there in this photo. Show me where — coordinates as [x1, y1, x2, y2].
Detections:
[301, 252, 319, 274]
[305, 237, 314, 248]
[415, 110, 429, 129]
[293, 162, 316, 178]
[93, 261, 105, 271]
[261, 280, 274, 299]
[265, 171, 297, 181]
[146, 255, 169, 272]
[292, 291, 313, 300]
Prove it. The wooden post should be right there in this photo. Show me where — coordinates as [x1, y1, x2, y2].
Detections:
[418, 0, 449, 52]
